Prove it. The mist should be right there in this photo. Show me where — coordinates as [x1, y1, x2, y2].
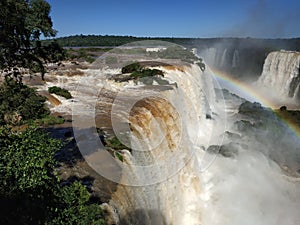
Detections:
[198, 85, 300, 225]
[223, 0, 300, 38]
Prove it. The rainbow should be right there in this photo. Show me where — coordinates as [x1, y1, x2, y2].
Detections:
[209, 67, 300, 137]
[208, 67, 277, 108]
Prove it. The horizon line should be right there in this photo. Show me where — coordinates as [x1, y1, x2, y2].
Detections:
[47, 33, 300, 40]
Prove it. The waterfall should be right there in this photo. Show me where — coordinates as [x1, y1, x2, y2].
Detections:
[257, 50, 300, 100]
[201, 48, 240, 69]
[232, 50, 239, 68]
[220, 49, 228, 68]
[201, 48, 217, 67]
[109, 64, 225, 225]
[65, 44, 300, 225]
[106, 61, 300, 225]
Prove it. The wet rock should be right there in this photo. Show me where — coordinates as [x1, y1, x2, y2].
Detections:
[206, 142, 244, 158]
[224, 131, 241, 140]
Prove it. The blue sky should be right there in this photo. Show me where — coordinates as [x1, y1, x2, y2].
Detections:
[47, 0, 300, 38]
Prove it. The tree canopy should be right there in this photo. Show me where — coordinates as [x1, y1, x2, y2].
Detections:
[0, 127, 106, 225]
[0, 77, 49, 125]
[0, 0, 65, 80]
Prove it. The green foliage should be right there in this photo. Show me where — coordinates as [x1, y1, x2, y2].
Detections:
[48, 86, 72, 99]
[43, 41, 67, 62]
[28, 115, 65, 126]
[0, 78, 49, 125]
[43, 34, 142, 47]
[120, 62, 165, 82]
[49, 182, 106, 225]
[130, 68, 164, 79]
[146, 46, 205, 71]
[0, 127, 107, 224]
[122, 62, 143, 74]
[148, 46, 198, 62]
[106, 136, 130, 151]
[0, 127, 62, 194]
[0, 0, 65, 80]
[86, 56, 96, 63]
[115, 152, 124, 162]
[66, 48, 98, 63]
[42, 36, 300, 58]
[0, 127, 62, 224]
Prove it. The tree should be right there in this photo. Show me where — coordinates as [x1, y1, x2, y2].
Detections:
[48, 182, 106, 225]
[0, 77, 49, 125]
[0, 0, 65, 80]
[0, 127, 106, 225]
[0, 126, 61, 224]
[0, 127, 61, 194]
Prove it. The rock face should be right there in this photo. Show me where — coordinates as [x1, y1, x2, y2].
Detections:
[257, 51, 300, 100]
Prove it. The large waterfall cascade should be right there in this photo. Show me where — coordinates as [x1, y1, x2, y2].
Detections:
[39, 47, 300, 225]
[257, 50, 300, 100]
[106, 61, 300, 224]
[108, 63, 226, 225]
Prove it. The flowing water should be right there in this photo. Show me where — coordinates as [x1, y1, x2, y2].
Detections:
[257, 50, 300, 101]
[41, 46, 300, 225]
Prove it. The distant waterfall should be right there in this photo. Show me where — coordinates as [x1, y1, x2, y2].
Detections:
[201, 48, 240, 69]
[257, 50, 300, 100]
[202, 48, 217, 67]
[232, 50, 239, 68]
[220, 49, 228, 67]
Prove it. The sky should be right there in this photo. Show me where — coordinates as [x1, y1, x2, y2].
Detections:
[46, 0, 300, 38]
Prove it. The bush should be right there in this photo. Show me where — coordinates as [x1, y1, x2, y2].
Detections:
[121, 62, 143, 74]
[0, 127, 62, 194]
[130, 68, 164, 79]
[49, 182, 106, 225]
[120, 62, 165, 82]
[48, 86, 72, 99]
[0, 78, 49, 125]
[0, 127, 107, 225]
